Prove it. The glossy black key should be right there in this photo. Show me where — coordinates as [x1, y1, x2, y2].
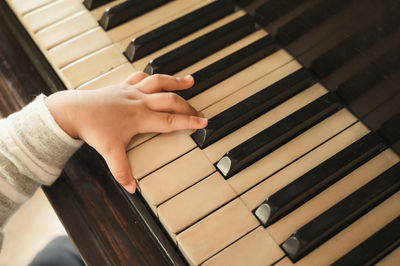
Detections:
[311, 13, 400, 78]
[191, 68, 316, 148]
[99, 0, 170, 30]
[254, 132, 386, 227]
[277, 0, 349, 45]
[216, 93, 342, 178]
[332, 216, 400, 266]
[144, 15, 256, 75]
[177, 35, 278, 100]
[281, 162, 400, 262]
[124, 0, 235, 62]
[83, 0, 112, 10]
[255, 0, 303, 26]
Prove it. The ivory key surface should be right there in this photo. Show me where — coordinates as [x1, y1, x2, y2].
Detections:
[61, 44, 126, 88]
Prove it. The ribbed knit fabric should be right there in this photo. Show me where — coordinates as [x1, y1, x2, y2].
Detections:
[0, 94, 83, 251]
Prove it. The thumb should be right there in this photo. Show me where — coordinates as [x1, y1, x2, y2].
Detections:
[103, 146, 136, 193]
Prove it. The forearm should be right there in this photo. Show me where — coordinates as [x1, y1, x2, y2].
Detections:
[0, 94, 83, 249]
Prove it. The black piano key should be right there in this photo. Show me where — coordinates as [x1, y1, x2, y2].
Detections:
[216, 93, 343, 178]
[254, 132, 386, 227]
[281, 162, 400, 262]
[191, 68, 316, 148]
[277, 0, 349, 45]
[124, 0, 235, 62]
[332, 216, 400, 266]
[255, 0, 303, 26]
[144, 15, 256, 75]
[99, 0, 170, 30]
[311, 12, 400, 78]
[176, 35, 279, 100]
[83, 0, 112, 10]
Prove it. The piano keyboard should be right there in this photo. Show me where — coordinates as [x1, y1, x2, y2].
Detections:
[6, 0, 400, 265]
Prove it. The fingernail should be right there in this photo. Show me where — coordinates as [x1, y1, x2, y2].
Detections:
[125, 182, 136, 194]
[183, 75, 194, 82]
[200, 117, 208, 125]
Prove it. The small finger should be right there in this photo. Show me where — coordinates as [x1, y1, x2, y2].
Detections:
[124, 71, 149, 86]
[144, 92, 199, 116]
[137, 74, 194, 94]
[102, 146, 137, 193]
[154, 113, 208, 132]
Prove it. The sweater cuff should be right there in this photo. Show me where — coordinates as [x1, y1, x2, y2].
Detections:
[7, 94, 83, 185]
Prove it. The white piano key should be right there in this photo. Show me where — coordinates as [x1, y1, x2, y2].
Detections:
[188, 49, 293, 112]
[139, 148, 215, 207]
[77, 63, 136, 90]
[115, 0, 216, 53]
[107, 0, 204, 43]
[23, 0, 84, 33]
[202, 226, 285, 266]
[36, 10, 98, 50]
[12, 0, 54, 15]
[61, 44, 126, 88]
[376, 247, 400, 266]
[202, 83, 327, 164]
[295, 191, 400, 265]
[132, 10, 248, 71]
[202, 60, 301, 118]
[227, 108, 358, 195]
[239, 122, 370, 211]
[127, 130, 196, 180]
[266, 149, 399, 244]
[157, 172, 236, 235]
[48, 26, 112, 68]
[176, 198, 259, 265]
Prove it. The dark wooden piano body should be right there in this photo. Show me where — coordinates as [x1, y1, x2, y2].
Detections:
[0, 0, 399, 265]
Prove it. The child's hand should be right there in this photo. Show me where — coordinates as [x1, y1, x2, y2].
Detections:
[45, 72, 207, 193]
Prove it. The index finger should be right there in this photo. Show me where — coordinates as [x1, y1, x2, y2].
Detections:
[136, 74, 194, 94]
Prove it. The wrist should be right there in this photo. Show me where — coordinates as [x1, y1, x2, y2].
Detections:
[45, 90, 80, 139]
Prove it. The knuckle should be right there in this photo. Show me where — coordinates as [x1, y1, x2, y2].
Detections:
[136, 71, 148, 80]
[151, 74, 163, 86]
[164, 113, 175, 127]
[165, 92, 179, 104]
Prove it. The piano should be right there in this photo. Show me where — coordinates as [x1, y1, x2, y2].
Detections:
[0, 0, 399, 265]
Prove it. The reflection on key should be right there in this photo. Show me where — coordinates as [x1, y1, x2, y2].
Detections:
[83, 0, 112, 10]
[255, 0, 303, 26]
[99, 0, 170, 30]
[191, 68, 315, 148]
[254, 132, 386, 227]
[332, 216, 400, 266]
[217, 93, 342, 178]
[124, 0, 235, 62]
[277, 0, 350, 45]
[144, 15, 255, 75]
[281, 162, 400, 261]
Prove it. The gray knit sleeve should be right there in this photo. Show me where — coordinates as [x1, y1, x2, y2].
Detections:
[0, 94, 83, 250]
